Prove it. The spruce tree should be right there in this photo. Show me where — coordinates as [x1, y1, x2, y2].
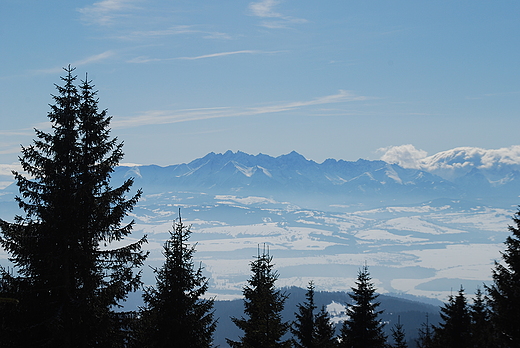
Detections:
[314, 306, 338, 348]
[292, 281, 317, 348]
[141, 213, 216, 348]
[487, 207, 520, 347]
[390, 316, 407, 348]
[339, 265, 386, 348]
[292, 281, 338, 348]
[434, 287, 471, 348]
[415, 314, 434, 348]
[470, 287, 493, 348]
[0, 67, 147, 347]
[227, 246, 291, 348]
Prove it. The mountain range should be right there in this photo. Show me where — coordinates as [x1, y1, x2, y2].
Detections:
[112, 149, 520, 210]
[1, 147, 518, 306]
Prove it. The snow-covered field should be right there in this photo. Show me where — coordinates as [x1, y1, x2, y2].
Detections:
[124, 192, 513, 302]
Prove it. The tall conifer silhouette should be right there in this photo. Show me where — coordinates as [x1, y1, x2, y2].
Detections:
[487, 207, 520, 347]
[339, 265, 386, 348]
[0, 67, 147, 347]
[228, 245, 290, 348]
[141, 212, 216, 347]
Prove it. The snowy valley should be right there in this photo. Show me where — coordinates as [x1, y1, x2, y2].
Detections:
[1, 148, 518, 302]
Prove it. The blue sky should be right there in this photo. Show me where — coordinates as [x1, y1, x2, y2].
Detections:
[1, 0, 520, 166]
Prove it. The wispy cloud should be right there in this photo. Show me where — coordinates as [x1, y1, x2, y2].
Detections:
[75, 51, 116, 65]
[203, 32, 233, 40]
[250, 0, 283, 18]
[248, 0, 307, 29]
[466, 90, 520, 100]
[112, 90, 369, 128]
[78, 0, 139, 26]
[0, 129, 34, 137]
[0, 164, 19, 176]
[0, 147, 22, 156]
[484, 90, 520, 97]
[117, 25, 233, 41]
[112, 107, 232, 128]
[128, 50, 277, 63]
[248, 90, 366, 114]
[178, 50, 260, 60]
[0, 163, 22, 188]
[34, 51, 116, 75]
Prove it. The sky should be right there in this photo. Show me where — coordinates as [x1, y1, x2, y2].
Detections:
[1, 0, 520, 167]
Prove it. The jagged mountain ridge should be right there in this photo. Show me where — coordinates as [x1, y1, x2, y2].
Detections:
[113, 150, 520, 209]
[116, 150, 451, 189]
[1, 150, 515, 304]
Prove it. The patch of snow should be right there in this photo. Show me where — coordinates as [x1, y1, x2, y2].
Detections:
[385, 167, 402, 184]
[326, 301, 348, 324]
[354, 229, 428, 243]
[214, 195, 278, 205]
[377, 216, 466, 235]
[404, 244, 503, 279]
[124, 166, 142, 178]
[233, 161, 255, 177]
[258, 166, 272, 177]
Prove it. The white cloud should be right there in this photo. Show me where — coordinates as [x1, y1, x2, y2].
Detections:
[378, 145, 520, 180]
[423, 146, 520, 171]
[0, 130, 33, 137]
[112, 107, 232, 128]
[75, 50, 116, 65]
[127, 56, 163, 64]
[248, 0, 307, 29]
[248, 90, 367, 114]
[177, 50, 259, 60]
[377, 144, 427, 169]
[112, 90, 369, 128]
[78, 0, 139, 26]
[249, 0, 283, 18]
[128, 50, 280, 63]
[203, 32, 233, 40]
[0, 147, 21, 156]
[0, 164, 22, 190]
[0, 164, 22, 176]
[118, 25, 233, 41]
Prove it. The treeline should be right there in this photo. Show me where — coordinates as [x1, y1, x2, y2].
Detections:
[1, 69, 520, 347]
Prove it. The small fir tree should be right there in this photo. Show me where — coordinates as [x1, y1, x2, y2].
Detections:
[469, 287, 494, 348]
[434, 287, 471, 348]
[314, 306, 338, 348]
[487, 207, 520, 347]
[0, 67, 147, 347]
[292, 281, 338, 348]
[292, 281, 317, 348]
[415, 314, 434, 348]
[339, 264, 386, 348]
[390, 315, 407, 348]
[227, 246, 291, 348]
[141, 213, 216, 348]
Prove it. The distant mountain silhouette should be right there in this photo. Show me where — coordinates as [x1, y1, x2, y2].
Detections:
[111, 150, 519, 209]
